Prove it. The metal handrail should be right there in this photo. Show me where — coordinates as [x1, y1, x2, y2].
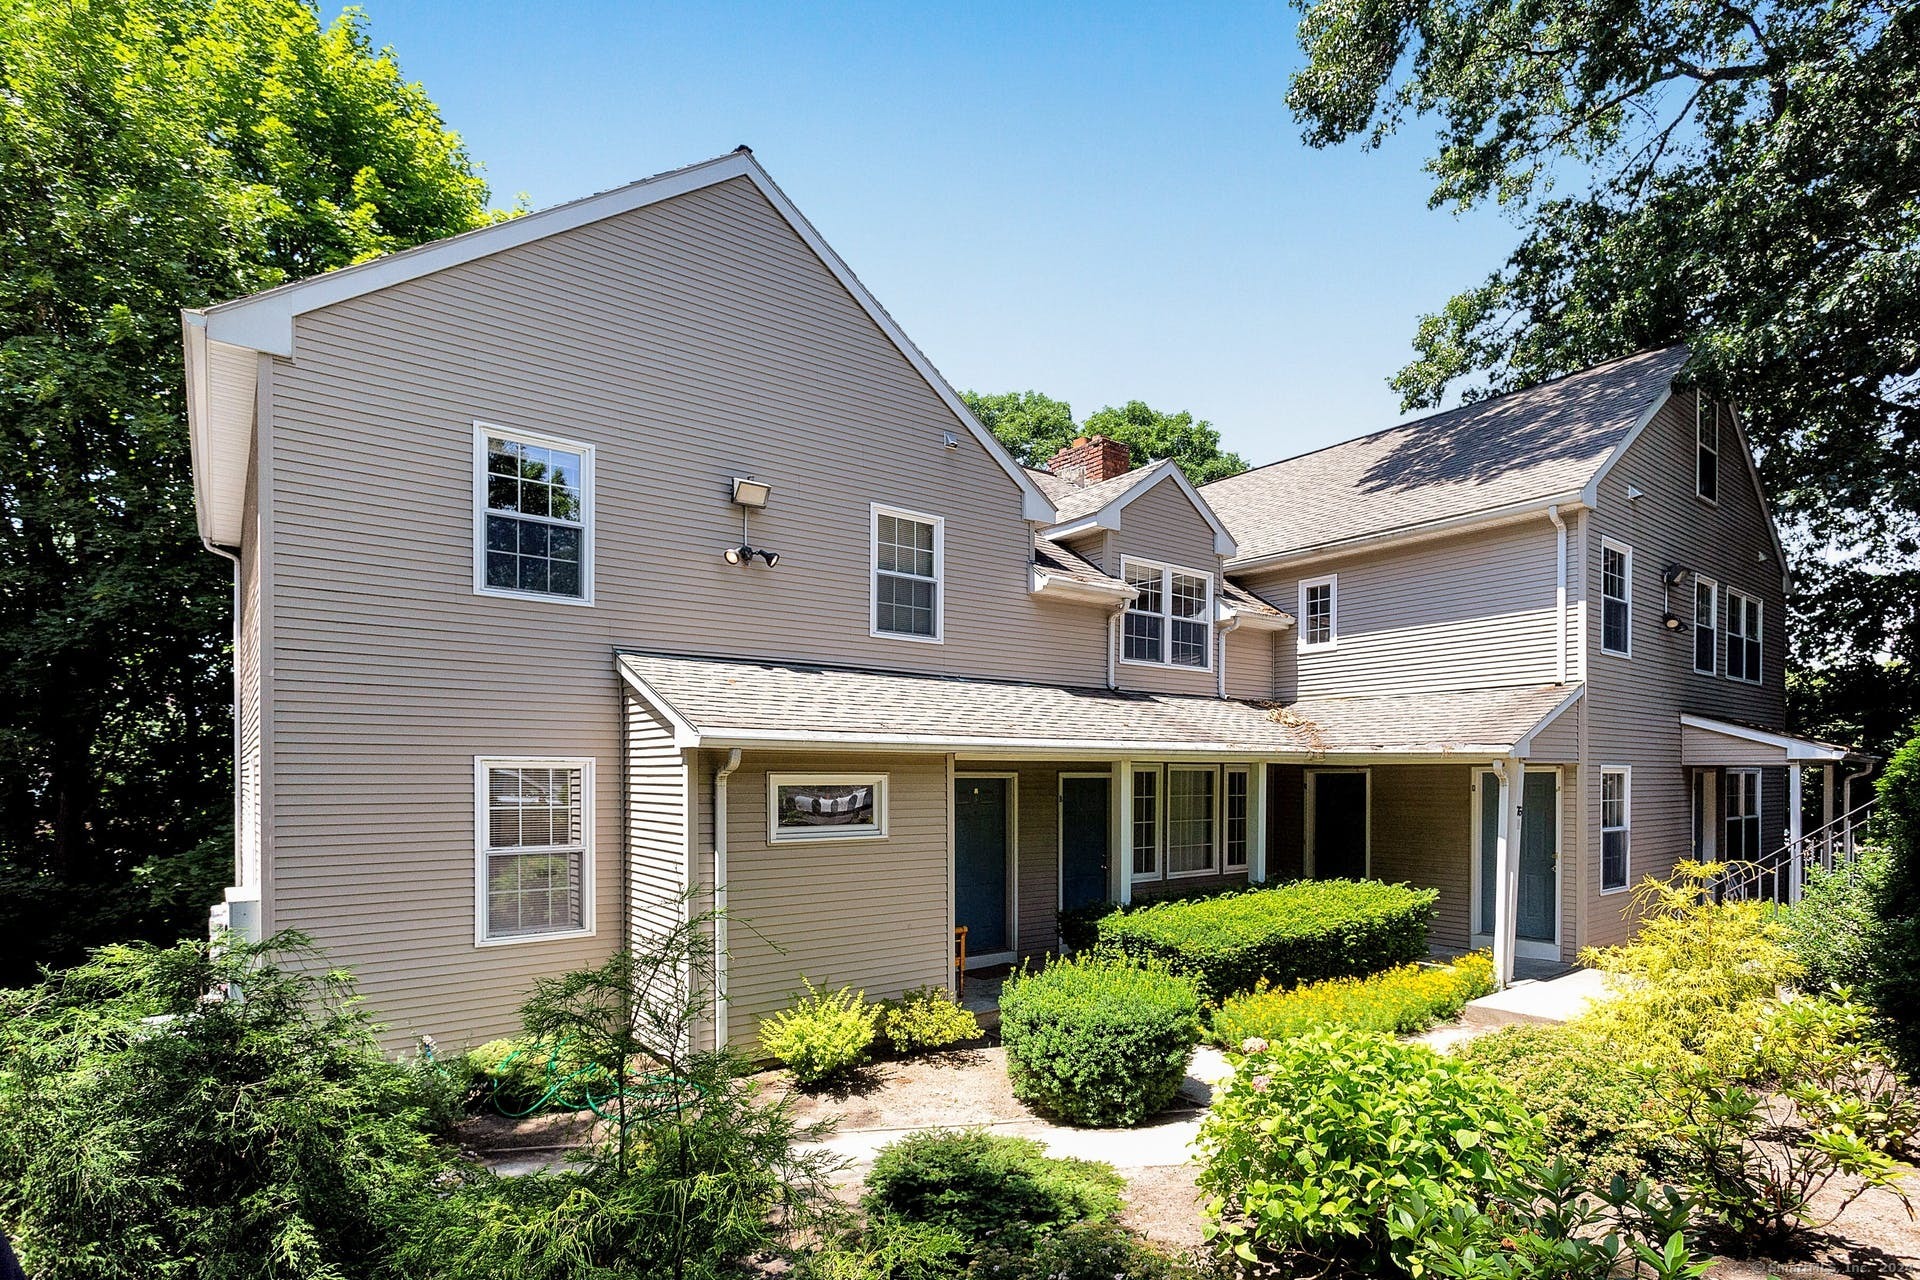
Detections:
[1712, 798, 1876, 904]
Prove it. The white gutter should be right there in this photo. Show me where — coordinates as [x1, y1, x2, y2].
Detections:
[712, 748, 742, 1048]
[1547, 505, 1568, 684]
[1226, 493, 1586, 575]
[1030, 567, 1136, 606]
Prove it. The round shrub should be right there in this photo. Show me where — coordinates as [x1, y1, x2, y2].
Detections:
[998, 955, 1202, 1127]
[971, 1220, 1207, 1280]
[759, 980, 880, 1087]
[879, 985, 981, 1054]
[862, 1129, 1123, 1243]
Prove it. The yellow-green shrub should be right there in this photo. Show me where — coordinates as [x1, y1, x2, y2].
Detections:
[1211, 952, 1492, 1045]
[878, 986, 980, 1054]
[759, 981, 880, 1087]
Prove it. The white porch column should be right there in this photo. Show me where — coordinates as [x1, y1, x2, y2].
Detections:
[1114, 759, 1134, 906]
[1250, 763, 1269, 883]
[1788, 765, 1805, 903]
[1491, 757, 1522, 990]
[1821, 764, 1835, 868]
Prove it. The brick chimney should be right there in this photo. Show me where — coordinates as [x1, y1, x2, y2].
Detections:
[1044, 435, 1132, 488]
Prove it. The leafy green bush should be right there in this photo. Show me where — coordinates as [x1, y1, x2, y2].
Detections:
[1868, 728, 1920, 1072]
[760, 980, 881, 1086]
[1212, 951, 1492, 1044]
[795, 1214, 971, 1280]
[1785, 848, 1888, 992]
[998, 955, 1202, 1127]
[1458, 1022, 1683, 1184]
[1197, 1028, 1537, 1272]
[0, 933, 456, 1280]
[970, 1221, 1209, 1280]
[863, 1130, 1123, 1244]
[465, 1036, 611, 1115]
[879, 986, 981, 1054]
[1095, 878, 1437, 1001]
[406, 1035, 484, 1136]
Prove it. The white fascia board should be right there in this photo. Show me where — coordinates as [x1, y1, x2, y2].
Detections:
[1723, 403, 1794, 593]
[1030, 568, 1135, 604]
[182, 314, 215, 546]
[616, 664, 705, 748]
[1511, 685, 1585, 759]
[1581, 386, 1674, 506]
[1040, 516, 1116, 542]
[1220, 604, 1294, 632]
[1102, 462, 1241, 558]
[694, 725, 1523, 760]
[1678, 713, 1848, 762]
[1225, 494, 1585, 574]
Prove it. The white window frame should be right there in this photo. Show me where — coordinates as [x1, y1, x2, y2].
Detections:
[1129, 765, 1162, 882]
[472, 423, 595, 607]
[1297, 574, 1338, 652]
[1119, 557, 1215, 671]
[1692, 577, 1718, 676]
[1600, 538, 1633, 658]
[1726, 768, 1762, 863]
[1600, 766, 1631, 894]
[1696, 396, 1721, 505]
[474, 756, 596, 947]
[1223, 766, 1251, 870]
[767, 772, 890, 844]
[1164, 764, 1221, 879]
[870, 504, 945, 643]
[1725, 590, 1763, 684]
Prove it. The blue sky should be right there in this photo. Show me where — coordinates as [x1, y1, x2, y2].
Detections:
[355, 1, 1520, 465]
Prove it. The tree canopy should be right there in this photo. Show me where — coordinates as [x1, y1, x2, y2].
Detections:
[963, 390, 1249, 485]
[0, 0, 494, 982]
[1287, 0, 1920, 751]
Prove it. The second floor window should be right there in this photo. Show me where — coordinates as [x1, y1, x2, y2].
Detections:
[478, 426, 591, 602]
[872, 506, 943, 641]
[1693, 578, 1718, 675]
[1726, 590, 1762, 682]
[1696, 397, 1721, 502]
[1299, 574, 1337, 650]
[1601, 540, 1632, 656]
[1122, 558, 1212, 669]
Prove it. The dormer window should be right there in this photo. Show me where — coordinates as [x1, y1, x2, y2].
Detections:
[1121, 557, 1212, 669]
[475, 425, 592, 604]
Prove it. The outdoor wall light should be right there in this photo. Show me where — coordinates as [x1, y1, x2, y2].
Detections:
[723, 476, 778, 567]
[1662, 612, 1685, 631]
[723, 544, 750, 566]
[730, 476, 772, 508]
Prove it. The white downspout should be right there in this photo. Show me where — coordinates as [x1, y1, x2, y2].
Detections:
[1547, 505, 1567, 685]
[1217, 613, 1242, 698]
[1107, 602, 1127, 689]
[713, 748, 742, 1049]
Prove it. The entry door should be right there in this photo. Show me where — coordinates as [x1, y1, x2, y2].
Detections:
[1059, 775, 1110, 912]
[1310, 771, 1368, 880]
[955, 777, 1011, 957]
[1478, 771, 1557, 943]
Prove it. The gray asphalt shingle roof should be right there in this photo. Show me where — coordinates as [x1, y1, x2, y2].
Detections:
[1201, 346, 1690, 562]
[617, 651, 1574, 756]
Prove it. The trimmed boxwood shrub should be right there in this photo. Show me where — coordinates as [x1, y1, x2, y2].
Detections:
[1095, 878, 1437, 1001]
[862, 1129, 1123, 1243]
[998, 955, 1202, 1127]
[1211, 951, 1493, 1045]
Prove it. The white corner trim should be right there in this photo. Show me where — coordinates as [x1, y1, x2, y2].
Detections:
[1510, 685, 1585, 759]
[616, 662, 704, 747]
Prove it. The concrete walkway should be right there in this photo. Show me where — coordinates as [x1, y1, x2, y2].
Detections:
[1463, 967, 1611, 1028]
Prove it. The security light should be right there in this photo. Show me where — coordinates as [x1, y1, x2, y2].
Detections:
[730, 476, 772, 508]
[758, 549, 780, 567]
[723, 545, 751, 566]
[1662, 612, 1684, 631]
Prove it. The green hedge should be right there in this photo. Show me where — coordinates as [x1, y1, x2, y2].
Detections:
[998, 955, 1203, 1127]
[1094, 878, 1438, 1001]
[1211, 951, 1493, 1046]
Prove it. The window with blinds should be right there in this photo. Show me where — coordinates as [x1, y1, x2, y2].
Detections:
[479, 760, 590, 941]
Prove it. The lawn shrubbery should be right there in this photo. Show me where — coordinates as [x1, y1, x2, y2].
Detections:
[878, 986, 980, 1053]
[862, 1130, 1123, 1244]
[1094, 878, 1437, 1001]
[1212, 951, 1492, 1045]
[998, 954, 1202, 1127]
[1783, 849, 1888, 993]
[760, 980, 882, 1087]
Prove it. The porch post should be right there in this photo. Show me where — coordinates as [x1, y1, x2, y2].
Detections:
[1250, 763, 1269, 883]
[1114, 759, 1134, 906]
[1787, 765, 1804, 903]
[1492, 757, 1521, 990]
[1821, 764, 1835, 868]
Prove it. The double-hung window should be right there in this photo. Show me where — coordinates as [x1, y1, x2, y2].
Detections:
[1600, 767, 1631, 893]
[1121, 558, 1213, 669]
[1298, 574, 1337, 651]
[1693, 578, 1718, 675]
[1725, 590, 1762, 683]
[1601, 539, 1632, 656]
[477, 758, 593, 943]
[1726, 769, 1762, 862]
[872, 506, 943, 641]
[1696, 397, 1721, 503]
[1165, 766, 1218, 877]
[477, 426, 592, 602]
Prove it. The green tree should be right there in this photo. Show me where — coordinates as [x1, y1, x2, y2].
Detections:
[962, 390, 1248, 485]
[0, 0, 493, 983]
[1284, 0, 1920, 754]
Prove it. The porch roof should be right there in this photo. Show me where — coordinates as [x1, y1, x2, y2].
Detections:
[616, 650, 1580, 759]
[1679, 714, 1865, 766]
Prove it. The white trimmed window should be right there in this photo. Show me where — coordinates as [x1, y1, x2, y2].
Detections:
[1298, 574, 1337, 651]
[1121, 558, 1213, 669]
[1600, 767, 1630, 893]
[1696, 397, 1721, 503]
[1130, 768, 1160, 877]
[477, 758, 593, 943]
[476, 426, 592, 603]
[769, 773, 888, 843]
[1166, 766, 1219, 877]
[1601, 539, 1632, 656]
[1726, 768, 1761, 862]
[871, 506, 943, 641]
[1224, 768, 1250, 869]
[1693, 578, 1718, 675]
[1725, 590, 1762, 683]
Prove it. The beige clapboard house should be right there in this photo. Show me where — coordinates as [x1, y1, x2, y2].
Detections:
[182, 149, 1864, 1050]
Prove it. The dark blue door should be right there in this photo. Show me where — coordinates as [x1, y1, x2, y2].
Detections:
[1059, 776, 1110, 912]
[1479, 770, 1557, 942]
[955, 777, 1010, 954]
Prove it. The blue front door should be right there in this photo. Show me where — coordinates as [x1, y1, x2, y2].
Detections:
[955, 777, 1010, 955]
[1479, 770, 1557, 942]
[1059, 775, 1110, 912]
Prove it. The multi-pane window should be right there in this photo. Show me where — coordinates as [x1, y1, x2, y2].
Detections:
[1693, 579, 1718, 675]
[480, 428, 590, 600]
[1299, 575, 1336, 650]
[1726, 769, 1761, 862]
[873, 508, 942, 639]
[1601, 540, 1632, 656]
[1600, 768, 1630, 892]
[1224, 768, 1250, 869]
[479, 760, 590, 941]
[1725, 591, 1762, 683]
[1130, 768, 1159, 877]
[1121, 559, 1213, 669]
[1696, 398, 1721, 502]
[1166, 767, 1218, 876]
